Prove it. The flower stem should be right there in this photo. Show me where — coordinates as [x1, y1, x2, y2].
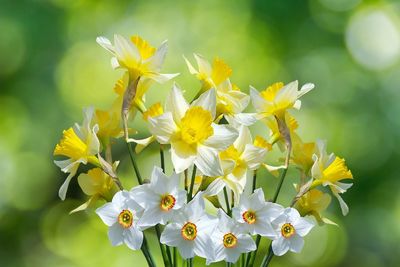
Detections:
[173, 247, 177, 267]
[155, 225, 171, 267]
[223, 187, 231, 216]
[187, 165, 197, 202]
[160, 145, 165, 173]
[252, 170, 257, 193]
[260, 245, 274, 267]
[141, 235, 156, 267]
[126, 142, 143, 185]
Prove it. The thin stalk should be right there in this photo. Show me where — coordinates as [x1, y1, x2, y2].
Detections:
[173, 247, 177, 267]
[252, 170, 257, 193]
[184, 169, 188, 191]
[241, 254, 245, 267]
[155, 225, 171, 267]
[187, 165, 197, 202]
[141, 235, 156, 267]
[187, 258, 193, 267]
[260, 245, 274, 267]
[126, 142, 143, 185]
[223, 187, 231, 216]
[160, 145, 165, 173]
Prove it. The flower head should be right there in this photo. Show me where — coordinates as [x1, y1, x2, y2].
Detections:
[96, 34, 178, 83]
[250, 81, 314, 119]
[311, 140, 353, 215]
[96, 191, 144, 250]
[160, 193, 216, 259]
[209, 210, 256, 264]
[148, 84, 238, 176]
[131, 166, 186, 227]
[53, 107, 100, 200]
[270, 207, 315, 256]
[295, 189, 334, 225]
[232, 189, 283, 237]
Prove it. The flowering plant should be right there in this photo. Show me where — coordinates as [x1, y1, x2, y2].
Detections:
[53, 34, 353, 267]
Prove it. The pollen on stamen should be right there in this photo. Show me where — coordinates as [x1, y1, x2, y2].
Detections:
[281, 223, 296, 238]
[118, 209, 133, 229]
[181, 222, 197, 241]
[223, 233, 238, 248]
[242, 210, 257, 224]
[160, 194, 176, 211]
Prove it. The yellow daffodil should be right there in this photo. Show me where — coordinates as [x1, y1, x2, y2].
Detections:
[291, 138, 316, 175]
[148, 84, 238, 176]
[71, 167, 119, 213]
[250, 81, 314, 119]
[185, 54, 256, 126]
[263, 112, 299, 147]
[310, 140, 353, 215]
[295, 189, 335, 225]
[54, 107, 101, 200]
[96, 34, 178, 83]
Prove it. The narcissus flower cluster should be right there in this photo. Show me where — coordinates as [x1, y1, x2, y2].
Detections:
[53, 34, 354, 267]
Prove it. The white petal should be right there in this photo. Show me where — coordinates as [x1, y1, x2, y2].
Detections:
[333, 191, 350, 216]
[183, 55, 199, 74]
[145, 40, 168, 71]
[249, 86, 267, 113]
[242, 145, 266, 170]
[234, 126, 252, 153]
[275, 80, 299, 105]
[138, 207, 164, 228]
[124, 226, 143, 250]
[294, 217, 315, 237]
[298, 83, 315, 98]
[178, 240, 195, 259]
[58, 162, 79, 200]
[160, 223, 183, 247]
[113, 34, 140, 65]
[148, 112, 177, 144]
[203, 124, 238, 150]
[289, 234, 304, 253]
[191, 88, 216, 118]
[204, 178, 225, 196]
[194, 53, 212, 76]
[236, 234, 257, 253]
[165, 83, 189, 122]
[111, 57, 120, 69]
[96, 36, 115, 54]
[108, 223, 124, 246]
[170, 140, 196, 173]
[194, 145, 223, 177]
[194, 232, 215, 260]
[127, 136, 155, 153]
[96, 202, 119, 226]
[145, 72, 179, 84]
[226, 113, 257, 127]
[272, 237, 290, 256]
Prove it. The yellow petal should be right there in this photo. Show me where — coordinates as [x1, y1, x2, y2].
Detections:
[322, 157, 353, 183]
[130, 35, 156, 60]
[211, 57, 232, 85]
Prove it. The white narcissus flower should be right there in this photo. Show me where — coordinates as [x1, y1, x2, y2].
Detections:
[96, 191, 144, 250]
[270, 207, 315, 256]
[250, 81, 314, 119]
[232, 189, 283, 237]
[310, 140, 353, 215]
[130, 166, 186, 227]
[96, 34, 178, 83]
[53, 107, 100, 200]
[208, 209, 256, 264]
[205, 126, 267, 199]
[160, 193, 216, 260]
[148, 84, 238, 176]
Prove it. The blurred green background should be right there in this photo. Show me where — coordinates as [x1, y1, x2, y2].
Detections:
[1, 0, 400, 266]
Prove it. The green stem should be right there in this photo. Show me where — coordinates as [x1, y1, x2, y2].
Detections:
[261, 245, 274, 267]
[155, 225, 171, 267]
[141, 235, 156, 267]
[187, 258, 193, 267]
[187, 165, 197, 202]
[173, 247, 177, 267]
[223, 187, 231, 216]
[160, 145, 165, 173]
[126, 142, 143, 185]
[252, 170, 257, 193]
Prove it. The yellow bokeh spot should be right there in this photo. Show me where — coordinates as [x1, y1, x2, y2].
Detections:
[180, 107, 213, 145]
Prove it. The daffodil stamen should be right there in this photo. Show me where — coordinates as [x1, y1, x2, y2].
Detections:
[223, 233, 238, 248]
[181, 222, 197, 241]
[118, 209, 133, 228]
[180, 107, 213, 145]
[281, 223, 295, 239]
[242, 210, 257, 224]
[160, 194, 176, 211]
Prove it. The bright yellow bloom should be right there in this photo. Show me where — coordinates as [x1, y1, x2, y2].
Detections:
[291, 138, 316, 174]
[54, 107, 101, 200]
[250, 80, 314, 119]
[143, 102, 164, 121]
[311, 140, 353, 215]
[180, 106, 214, 145]
[295, 189, 334, 225]
[253, 136, 272, 151]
